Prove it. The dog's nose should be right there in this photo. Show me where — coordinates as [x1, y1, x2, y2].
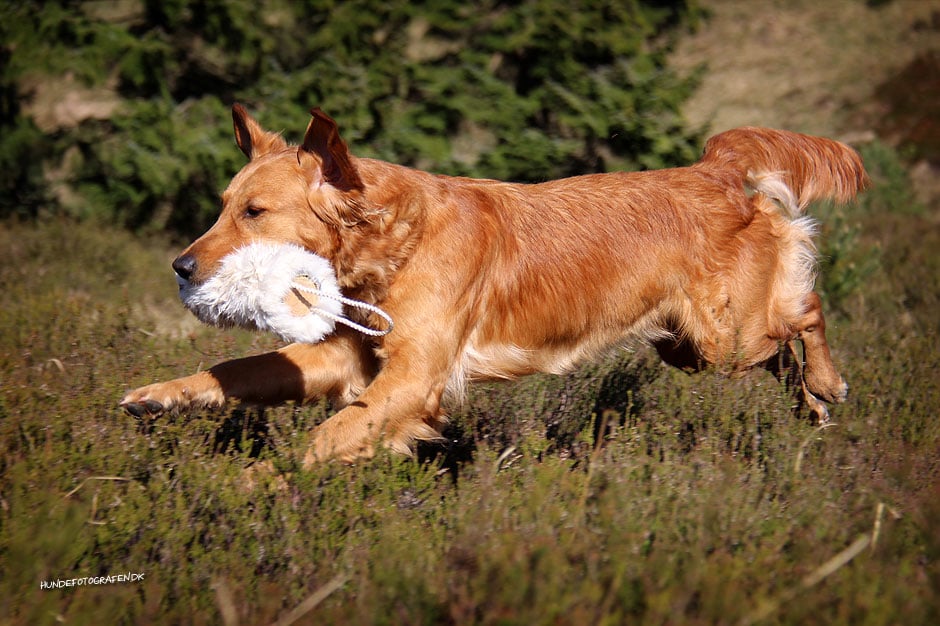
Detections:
[172, 254, 197, 281]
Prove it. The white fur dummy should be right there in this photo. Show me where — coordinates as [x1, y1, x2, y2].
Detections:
[178, 242, 393, 344]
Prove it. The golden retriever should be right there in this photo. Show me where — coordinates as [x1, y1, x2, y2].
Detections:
[122, 105, 868, 463]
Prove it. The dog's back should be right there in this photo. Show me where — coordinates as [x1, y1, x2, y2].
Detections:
[429, 129, 866, 391]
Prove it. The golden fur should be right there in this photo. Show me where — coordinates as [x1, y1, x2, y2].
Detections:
[122, 105, 868, 462]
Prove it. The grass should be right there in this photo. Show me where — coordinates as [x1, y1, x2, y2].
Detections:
[1, 141, 939, 625]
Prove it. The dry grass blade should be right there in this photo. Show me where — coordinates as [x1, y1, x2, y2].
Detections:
[62, 476, 131, 499]
[742, 533, 872, 625]
[271, 574, 348, 626]
[800, 534, 871, 588]
[793, 423, 838, 475]
[494, 445, 518, 471]
[871, 502, 886, 551]
[213, 578, 239, 626]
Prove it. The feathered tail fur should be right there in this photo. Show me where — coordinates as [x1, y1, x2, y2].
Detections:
[698, 127, 869, 217]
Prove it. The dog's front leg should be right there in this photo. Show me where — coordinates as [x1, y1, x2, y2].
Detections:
[120, 328, 376, 415]
[303, 343, 452, 464]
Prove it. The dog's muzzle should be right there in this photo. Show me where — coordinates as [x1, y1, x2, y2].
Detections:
[170, 243, 393, 343]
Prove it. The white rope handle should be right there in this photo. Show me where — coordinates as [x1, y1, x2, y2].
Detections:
[292, 276, 394, 337]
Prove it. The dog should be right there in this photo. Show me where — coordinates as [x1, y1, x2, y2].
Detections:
[121, 104, 868, 463]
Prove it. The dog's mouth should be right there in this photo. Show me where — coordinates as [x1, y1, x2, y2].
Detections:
[174, 256, 244, 328]
[171, 243, 360, 344]
[175, 273, 190, 293]
[174, 264, 245, 330]
[176, 276, 247, 330]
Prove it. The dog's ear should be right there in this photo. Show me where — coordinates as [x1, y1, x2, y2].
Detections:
[300, 108, 364, 193]
[232, 104, 287, 160]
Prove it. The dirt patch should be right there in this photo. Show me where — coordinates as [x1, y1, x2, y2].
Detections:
[669, 0, 940, 206]
[20, 72, 122, 133]
[874, 51, 940, 164]
[669, 0, 940, 140]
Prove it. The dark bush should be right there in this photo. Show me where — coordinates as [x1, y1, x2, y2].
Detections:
[1, 0, 702, 236]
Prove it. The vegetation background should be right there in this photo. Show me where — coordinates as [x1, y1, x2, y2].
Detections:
[1, 0, 938, 623]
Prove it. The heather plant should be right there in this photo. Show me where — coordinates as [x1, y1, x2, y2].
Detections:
[1, 134, 938, 623]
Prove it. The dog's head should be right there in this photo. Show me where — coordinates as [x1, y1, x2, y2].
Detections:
[173, 105, 379, 328]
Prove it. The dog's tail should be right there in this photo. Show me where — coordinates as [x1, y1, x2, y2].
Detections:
[698, 127, 869, 217]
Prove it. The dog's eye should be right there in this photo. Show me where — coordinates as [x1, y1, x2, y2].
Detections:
[244, 206, 266, 219]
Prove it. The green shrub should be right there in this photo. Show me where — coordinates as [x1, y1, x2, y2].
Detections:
[1, 0, 702, 236]
[813, 140, 920, 314]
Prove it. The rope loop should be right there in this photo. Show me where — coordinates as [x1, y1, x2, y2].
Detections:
[292, 275, 394, 337]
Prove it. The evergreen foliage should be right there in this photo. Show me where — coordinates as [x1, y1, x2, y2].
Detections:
[1, 0, 701, 235]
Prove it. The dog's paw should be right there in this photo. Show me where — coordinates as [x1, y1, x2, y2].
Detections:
[121, 372, 226, 417]
[804, 369, 849, 405]
[804, 390, 832, 425]
[120, 381, 188, 416]
[121, 397, 166, 417]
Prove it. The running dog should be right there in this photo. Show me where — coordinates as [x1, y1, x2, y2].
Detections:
[122, 105, 868, 463]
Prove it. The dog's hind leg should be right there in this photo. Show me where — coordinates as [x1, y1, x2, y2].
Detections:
[792, 291, 847, 420]
[764, 339, 833, 422]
